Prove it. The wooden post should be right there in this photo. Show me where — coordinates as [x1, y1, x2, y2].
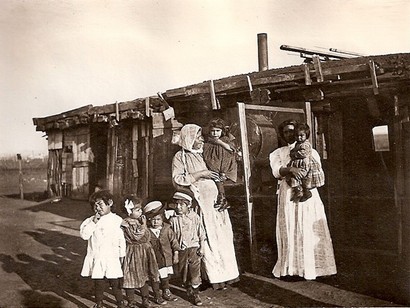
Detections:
[305, 102, 313, 145]
[369, 60, 379, 95]
[209, 80, 220, 110]
[393, 95, 403, 256]
[237, 102, 257, 271]
[303, 63, 312, 85]
[17, 154, 24, 200]
[312, 55, 324, 82]
[107, 128, 116, 193]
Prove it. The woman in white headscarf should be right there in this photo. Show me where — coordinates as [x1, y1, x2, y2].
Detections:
[172, 124, 240, 290]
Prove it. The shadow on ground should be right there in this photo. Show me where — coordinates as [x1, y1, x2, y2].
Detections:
[233, 276, 335, 307]
[2, 197, 405, 307]
[0, 226, 93, 307]
[5, 191, 49, 202]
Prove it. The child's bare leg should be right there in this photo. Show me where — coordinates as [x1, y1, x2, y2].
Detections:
[215, 181, 230, 211]
[214, 181, 225, 208]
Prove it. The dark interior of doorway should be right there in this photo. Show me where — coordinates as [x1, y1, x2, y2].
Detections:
[90, 123, 108, 195]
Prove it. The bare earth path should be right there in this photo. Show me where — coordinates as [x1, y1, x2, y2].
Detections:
[0, 196, 401, 308]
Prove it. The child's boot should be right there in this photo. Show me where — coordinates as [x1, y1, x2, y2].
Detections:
[153, 296, 167, 305]
[214, 193, 223, 208]
[162, 288, 177, 301]
[116, 300, 126, 308]
[152, 281, 167, 305]
[218, 196, 230, 212]
[186, 286, 194, 302]
[300, 189, 312, 202]
[125, 288, 138, 308]
[127, 302, 138, 308]
[192, 287, 203, 306]
[92, 301, 104, 308]
[141, 298, 154, 308]
[290, 187, 303, 201]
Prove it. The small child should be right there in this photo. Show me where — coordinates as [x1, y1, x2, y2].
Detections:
[120, 195, 164, 308]
[144, 201, 180, 303]
[286, 123, 325, 202]
[203, 118, 238, 211]
[169, 191, 206, 306]
[80, 190, 126, 308]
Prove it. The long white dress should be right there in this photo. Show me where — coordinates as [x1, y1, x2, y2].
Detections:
[172, 149, 240, 284]
[269, 143, 337, 280]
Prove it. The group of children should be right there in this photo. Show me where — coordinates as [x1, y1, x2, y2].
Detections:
[80, 189, 206, 308]
[79, 119, 321, 308]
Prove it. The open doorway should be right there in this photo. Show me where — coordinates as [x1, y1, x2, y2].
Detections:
[90, 123, 108, 194]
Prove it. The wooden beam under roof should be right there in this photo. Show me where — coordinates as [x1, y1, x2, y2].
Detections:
[33, 105, 92, 127]
[163, 54, 410, 103]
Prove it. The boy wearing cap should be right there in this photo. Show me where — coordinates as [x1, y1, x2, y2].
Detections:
[169, 191, 206, 306]
[144, 201, 180, 303]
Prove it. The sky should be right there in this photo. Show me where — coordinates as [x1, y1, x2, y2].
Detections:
[0, 0, 409, 158]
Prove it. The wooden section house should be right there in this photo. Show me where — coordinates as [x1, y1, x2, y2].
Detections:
[33, 98, 180, 203]
[33, 52, 410, 304]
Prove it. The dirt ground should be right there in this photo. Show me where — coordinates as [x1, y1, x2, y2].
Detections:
[0, 196, 403, 308]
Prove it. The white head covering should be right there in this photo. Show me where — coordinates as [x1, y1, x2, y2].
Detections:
[143, 201, 163, 214]
[173, 191, 193, 203]
[179, 124, 202, 153]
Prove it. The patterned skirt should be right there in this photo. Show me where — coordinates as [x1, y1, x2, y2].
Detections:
[122, 243, 159, 288]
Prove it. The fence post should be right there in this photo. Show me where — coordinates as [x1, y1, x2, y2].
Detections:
[17, 154, 24, 200]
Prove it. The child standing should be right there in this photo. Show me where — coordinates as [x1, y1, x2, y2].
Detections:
[286, 123, 325, 202]
[203, 118, 238, 211]
[80, 190, 126, 308]
[169, 191, 206, 306]
[144, 201, 180, 303]
[120, 195, 165, 308]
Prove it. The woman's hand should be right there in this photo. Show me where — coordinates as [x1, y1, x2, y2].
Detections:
[193, 170, 220, 181]
[197, 246, 205, 258]
[279, 166, 303, 180]
[288, 167, 304, 180]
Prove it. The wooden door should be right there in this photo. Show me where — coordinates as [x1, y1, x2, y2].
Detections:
[236, 102, 307, 272]
[65, 126, 92, 200]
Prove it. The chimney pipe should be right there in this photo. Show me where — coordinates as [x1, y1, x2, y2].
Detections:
[257, 33, 268, 71]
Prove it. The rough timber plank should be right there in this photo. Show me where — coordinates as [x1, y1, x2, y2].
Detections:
[164, 54, 410, 101]
[33, 105, 92, 126]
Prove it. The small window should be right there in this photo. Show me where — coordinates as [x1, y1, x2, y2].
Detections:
[372, 125, 390, 152]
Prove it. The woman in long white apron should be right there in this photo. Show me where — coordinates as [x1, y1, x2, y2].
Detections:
[269, 120, 336, 280]
[172, 124, 240, 289]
